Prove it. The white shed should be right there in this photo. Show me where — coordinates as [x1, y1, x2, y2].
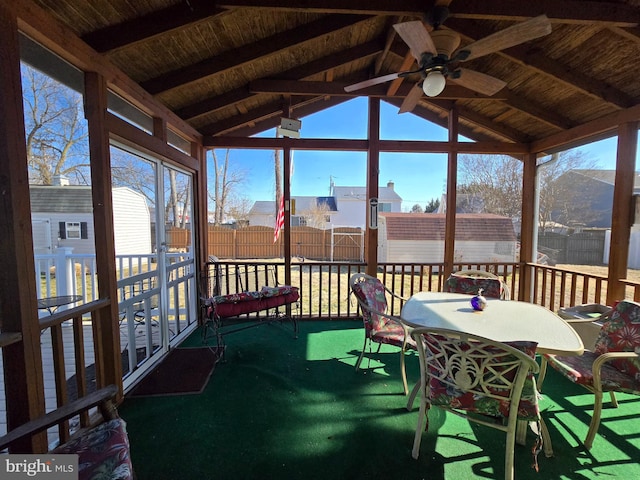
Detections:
[30, 185, 151, 256]
[378, 213, 517, 266]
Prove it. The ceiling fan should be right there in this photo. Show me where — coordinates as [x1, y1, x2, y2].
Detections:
[344, 7, 552, 113]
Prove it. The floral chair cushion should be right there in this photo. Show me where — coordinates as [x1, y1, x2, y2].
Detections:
[544, 351, 640, 394]
[425, 336, 540, 421]
[593, 300, 640, 381]
[444, 274, 504, 299]
[53, 418, 133, 480]
[351, 279, 415, 348]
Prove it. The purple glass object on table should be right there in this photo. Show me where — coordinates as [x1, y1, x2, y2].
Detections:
[471, 289, 487, 311]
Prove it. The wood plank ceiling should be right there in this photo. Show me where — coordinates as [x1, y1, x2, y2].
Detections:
[30, 0, 640, 146]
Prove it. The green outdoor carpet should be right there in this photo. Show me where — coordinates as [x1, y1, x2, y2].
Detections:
[119, 321, 640, 480]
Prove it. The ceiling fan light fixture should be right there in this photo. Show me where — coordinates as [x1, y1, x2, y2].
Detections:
[423, 71, 446, 97]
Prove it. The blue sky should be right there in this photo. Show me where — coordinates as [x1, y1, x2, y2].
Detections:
[212, 97, 631, 211]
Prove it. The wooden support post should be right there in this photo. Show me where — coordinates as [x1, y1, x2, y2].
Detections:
[607, 122, 638, 304]
[519, 153, 537, 302]
[443, 107, 458, 280]
[366, 97, 380, 276]
[0, 4, 46, 452]
[84, 72, 122, 396]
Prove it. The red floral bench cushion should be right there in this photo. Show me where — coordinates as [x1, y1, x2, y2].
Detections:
[208, 286, 299, 318]
[53, 418, 133, 480]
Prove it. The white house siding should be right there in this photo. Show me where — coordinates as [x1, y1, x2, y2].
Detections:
[31, 212, 95, 255]
[112, 187, 152, 256]
[332, 198, 366, 228]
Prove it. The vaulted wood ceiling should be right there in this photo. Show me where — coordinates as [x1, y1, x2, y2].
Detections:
[29, 0, 640, 147]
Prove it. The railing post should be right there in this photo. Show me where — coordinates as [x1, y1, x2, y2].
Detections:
[55, 247, 75, 302]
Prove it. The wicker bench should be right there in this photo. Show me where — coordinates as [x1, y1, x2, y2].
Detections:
[0, 385, 133, 480]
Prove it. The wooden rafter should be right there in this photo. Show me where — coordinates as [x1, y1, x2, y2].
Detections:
[81, 1, 227, 53]
[141, 14, 372, 95]
[215, 0, 640, 26]
[176, 40, 384, 121]
[446, 18, 636, 109]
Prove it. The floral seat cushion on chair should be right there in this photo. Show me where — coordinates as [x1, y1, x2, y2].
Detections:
[424, 335, 540, 421]
[351, 279, 410, 346]
[540, 299, 640, 449]
[444, 273, 505, 299]
[53, 418, 133, 480]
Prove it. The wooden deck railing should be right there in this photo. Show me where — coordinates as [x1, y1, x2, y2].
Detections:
[205, 260, 631, 320]
[6, 258, 637, 443]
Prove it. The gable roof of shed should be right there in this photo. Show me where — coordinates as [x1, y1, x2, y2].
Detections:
[381, 213, 516, 242]
[29, 185, 93, 214]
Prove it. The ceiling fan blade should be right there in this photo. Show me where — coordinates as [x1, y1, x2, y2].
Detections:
[393, 21, 437, 61]
[344, 72, 400, 92]
[399, 83, 424, 114]
[449, 68, 507, 96]
[457, 15, 552, 62]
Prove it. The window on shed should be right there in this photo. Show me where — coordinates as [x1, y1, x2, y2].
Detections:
[59, 221, 88, 239]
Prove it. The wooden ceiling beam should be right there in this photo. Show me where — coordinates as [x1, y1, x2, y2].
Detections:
[446, 18, 636, 109]
[216, 0, 428, 17]
[425, 99, 532, 143]
[531, 103, 640, 153]
[202, 95, 344, 136]
[249, 79, 504, 100]
[81, 1, 227, 53]
[208, 96, 353, 138]
[176, 39, 384, 121]
[216, 0, 640, 26]
[141, 14, 372, 95]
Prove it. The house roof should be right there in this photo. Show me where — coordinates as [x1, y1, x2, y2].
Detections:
[249, 196, 338, 215]
[30, 185, 93, 213]
[381, 213, 516, 241]
[22, 1, 640, 146]
[564, 169, 640, 189]
[333, 186, 402, 202]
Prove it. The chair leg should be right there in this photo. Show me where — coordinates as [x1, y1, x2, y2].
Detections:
[400, 348, 409, 395]
[609, 391, 618, 407]
[412, 390, 428, 459]
[406, 380, 420, 411]
[537, 357, 548, 391]
[355, 337, 368, 371]
[585, 390, 604, 449]
[504, 426, 516, 480]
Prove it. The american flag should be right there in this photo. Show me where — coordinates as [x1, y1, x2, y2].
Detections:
[273, 194, 285, 243]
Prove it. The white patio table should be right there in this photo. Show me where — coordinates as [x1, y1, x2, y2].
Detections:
[401, 291, 584, 356]
[401, 291, 584, 457]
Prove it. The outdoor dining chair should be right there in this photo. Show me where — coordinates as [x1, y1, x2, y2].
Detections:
[410, 327, 550, 480]
[538, 299, 640, 449]
[349, 273, 416, 395]
[444, 269, 509, 299]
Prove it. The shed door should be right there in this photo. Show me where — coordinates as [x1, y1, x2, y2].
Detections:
[32, 219, 52, 255]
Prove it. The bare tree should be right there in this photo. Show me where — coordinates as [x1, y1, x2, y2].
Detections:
[458, 151, 599, 227]
[208, 149, 247, 225]
[410, 203, 423, 213]
[303, 202, 331, 228]
[22, 65, 89, 185]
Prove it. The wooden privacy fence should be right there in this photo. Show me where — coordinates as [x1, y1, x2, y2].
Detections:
[207, 225, 364, 261]
[538, 230, 606, 265]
